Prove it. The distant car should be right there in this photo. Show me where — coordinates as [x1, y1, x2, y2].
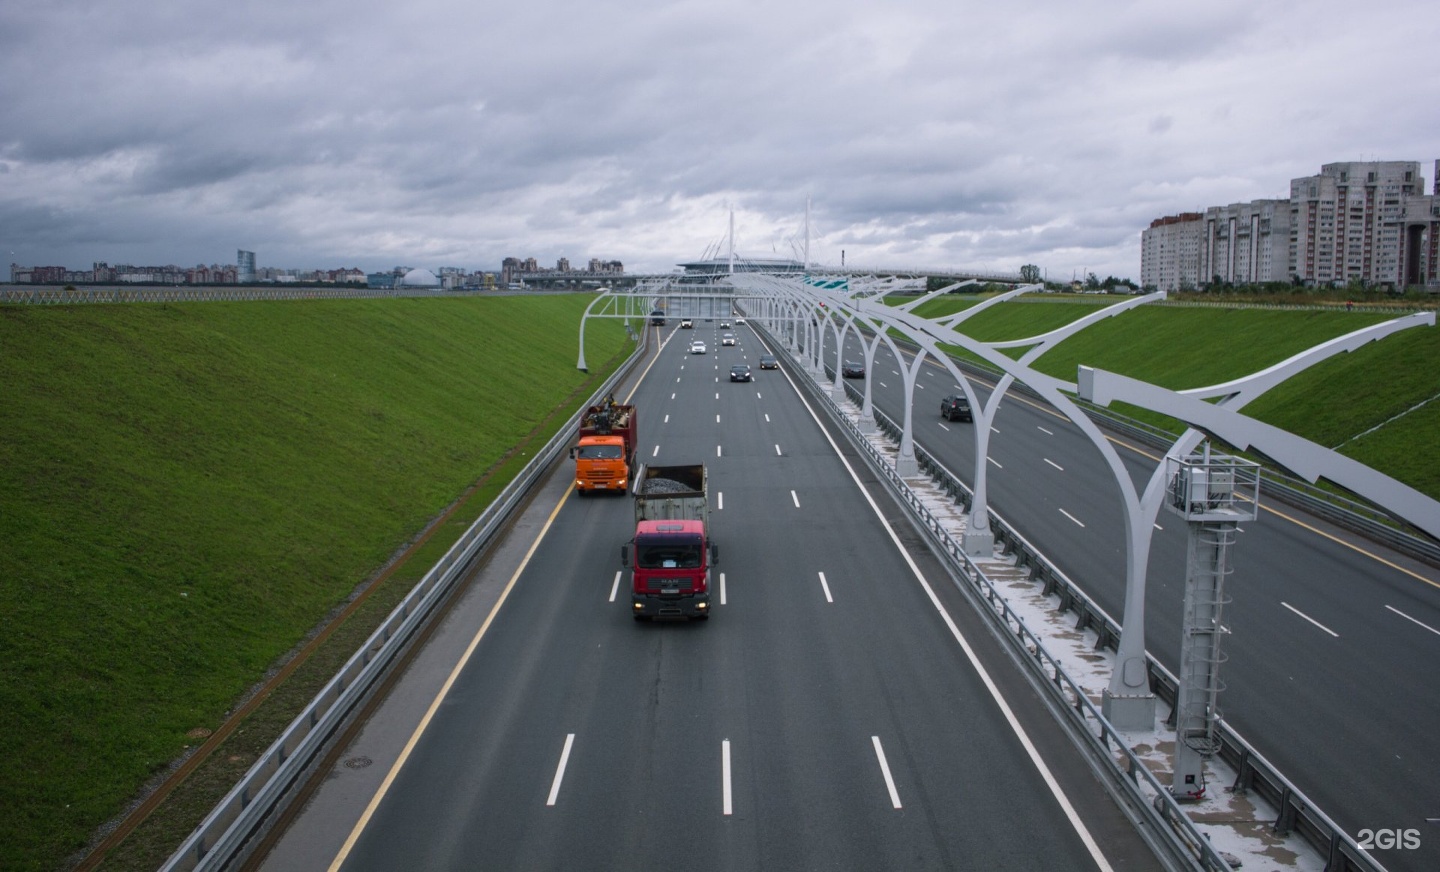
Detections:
[729, 365, 752, 382]
[680, 319, 694, 329]
[721, 333, 736, 346]
[650, 310, 666, 326]
[758, 354, 778, 370]
[719, 320, 731, 329]
[735, 317, 746, 324]
[841, 360, 865, 378]
[940, 395, 972, 422]
[688, 340, 707, 354]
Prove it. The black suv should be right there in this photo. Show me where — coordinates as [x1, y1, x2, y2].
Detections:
[940, 395, 972, 422]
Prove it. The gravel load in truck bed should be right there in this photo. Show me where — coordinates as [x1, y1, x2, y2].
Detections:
[640, 477, 695, 495]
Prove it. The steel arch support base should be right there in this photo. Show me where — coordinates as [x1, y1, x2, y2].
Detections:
[1102, 690, 1157, 732]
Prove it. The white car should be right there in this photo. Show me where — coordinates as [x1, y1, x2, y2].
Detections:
[721, 333, 736, 346]
[735, 317, 746, 325]
[688, 340, 707, 354]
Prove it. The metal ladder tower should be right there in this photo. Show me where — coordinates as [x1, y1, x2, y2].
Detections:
[1163, 445, 1260, 800]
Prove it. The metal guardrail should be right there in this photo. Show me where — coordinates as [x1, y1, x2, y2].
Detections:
[161, 336, 648, 871]
[833, 376, 1388, 872]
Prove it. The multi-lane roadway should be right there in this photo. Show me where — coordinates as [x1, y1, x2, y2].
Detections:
[259, 318, 1164, 871]
[819, 326, 1440, 872]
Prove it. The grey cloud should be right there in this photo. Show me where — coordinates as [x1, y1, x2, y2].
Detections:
[2, 0, 1437, 278]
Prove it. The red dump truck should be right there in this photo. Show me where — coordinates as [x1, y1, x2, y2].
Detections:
[571, 394, 637, 494]
[622, 464, 717, 621]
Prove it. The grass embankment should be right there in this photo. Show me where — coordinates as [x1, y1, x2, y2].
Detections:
[0, 296, 630, 871]
[1010, 306, 1439, 499]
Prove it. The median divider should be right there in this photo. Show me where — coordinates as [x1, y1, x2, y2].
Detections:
[160, 334, 648, 871]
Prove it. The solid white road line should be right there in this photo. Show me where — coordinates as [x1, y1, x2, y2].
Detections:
[769, 333, 1116, 872]
[609, 571, 621, 603]
[1059, 508, 1086, 528]
[818, 571, 833, 603]
[722, 740, 733, 816]
[719, 572, 727, 605]
[1044, 458, 1064, 472]
[871, 736, 902, 809]
[546, 733, 576, 806]
[1386, 604, 1440, 637]
[1282, 602, 1339, 637]
[791, 490, 800, 508]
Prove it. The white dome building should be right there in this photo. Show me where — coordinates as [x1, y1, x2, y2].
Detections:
[400, 268, 441, 287]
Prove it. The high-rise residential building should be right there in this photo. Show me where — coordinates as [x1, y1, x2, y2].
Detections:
[1201, 199, 1292, 286]
[1143, 159, 1440, 291]
[1140, 213, 1203, 292]
[237, 249, 256, 283]
[1288, 161, 1426, 287]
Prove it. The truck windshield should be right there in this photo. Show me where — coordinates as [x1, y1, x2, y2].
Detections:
[577, 445, 623, 459]
[635, 537, 704, 569]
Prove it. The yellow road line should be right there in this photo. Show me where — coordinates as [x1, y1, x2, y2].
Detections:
[327, 486, 572, 870]
[329, 326, 661, 868]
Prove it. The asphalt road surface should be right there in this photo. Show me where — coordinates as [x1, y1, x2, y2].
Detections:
[260, 319, 1163, 872]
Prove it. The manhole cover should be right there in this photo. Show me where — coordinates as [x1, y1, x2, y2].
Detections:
[343, 756, 373, 770]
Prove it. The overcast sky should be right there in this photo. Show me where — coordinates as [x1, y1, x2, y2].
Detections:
[3, 0, 1437, 280]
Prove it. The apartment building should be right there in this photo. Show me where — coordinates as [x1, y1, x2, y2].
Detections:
[1143, 159, 1440, 291]
[1140, 213, 1203, 292]
[1201, 200, 1291, 286]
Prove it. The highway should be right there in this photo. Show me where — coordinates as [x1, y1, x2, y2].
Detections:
[821, 328, 1440, 872]
[258, 318, 1162, 871]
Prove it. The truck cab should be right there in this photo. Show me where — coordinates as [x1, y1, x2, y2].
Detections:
[623, 519, 715, 620]
[573, 435, 629, 492]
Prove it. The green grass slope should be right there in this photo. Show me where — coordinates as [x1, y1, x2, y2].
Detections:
[1026, 306, 1438, 497]
[0, 296, 629, 871]
[952, 298, 1111, 344]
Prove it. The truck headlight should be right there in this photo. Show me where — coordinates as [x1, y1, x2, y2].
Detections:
[633, 602, 644, 611]
[697, 602, 708, 609]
